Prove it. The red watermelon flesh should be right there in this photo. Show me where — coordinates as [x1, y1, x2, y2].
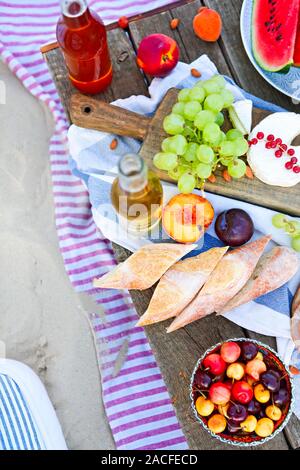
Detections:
[252, 0, 300, 72]
[294, 14, 300, 66]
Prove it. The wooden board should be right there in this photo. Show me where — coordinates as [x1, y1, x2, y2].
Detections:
[42, 0, 300, 450]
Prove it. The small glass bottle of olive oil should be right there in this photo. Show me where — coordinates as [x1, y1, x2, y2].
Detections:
[111, 154, 163, 235]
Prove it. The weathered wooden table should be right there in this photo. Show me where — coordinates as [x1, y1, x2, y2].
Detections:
[43, 0, 300, 450]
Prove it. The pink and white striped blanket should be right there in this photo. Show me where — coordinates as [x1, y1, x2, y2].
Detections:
[0, 0, 188, 450]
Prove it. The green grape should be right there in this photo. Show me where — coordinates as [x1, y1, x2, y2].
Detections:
[197, 144, 215, 164]
[178, 88, 191, 102]
[232, 138, 249, 157]
[189, 86, 206, 103]
[168, 167, 181, 181]
[203, 79, 222, 95]
[215, 112, 225, 127]
[272, 214, 288, 229]
[178, 173, 196, 194]
[194, 110, 216, 130]
[172, 102, 185, 116]
[163, 114, 185, 135]
[220, 88, 234, 107]
[153, 152, 178, 171]
[219, 141, 235, 157]
[227, 159, 247, 178]
[161, 135, 187, 156]
[196, 163, 212, 179]
[218, 131, 226, 144]
[184, 101, 202, 121]
[210, 75, 226, 89]
[183, 142, 199, 162]
[202, 122, 221, 146]
[285, 221, 300, 237]
[291, 236, 300, 252]
[226, 128, 244, 141]
[204, 93, 224, 113]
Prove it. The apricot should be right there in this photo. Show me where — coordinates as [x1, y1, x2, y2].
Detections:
[241, 415, 257, 433]
[226, 363, 245, 381]
[193, 7, 222, 42]
[195, 396, 214, 417]
[209, 382, 231, 405]
[208, 414, 227, 434]
[255, 418, 274, 438]
[220, 341, 241, 363]
[254, 383, 270, 404]
[163, 194, 214, 243]
[245, 359, 267, 381]
[265, 405, 282, 421]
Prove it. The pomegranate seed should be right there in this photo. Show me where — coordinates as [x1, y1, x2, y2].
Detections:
[267, 134, 275, 141]
[291, 157, 298, 164]
[275, 138, 282, 145]
[275, 150, 283, 158]
[257, 132, 264, 140]
[251, 138, 258, 145]
[281, 144, 288, 151]
[288, 148, 295, 156]
[285, 161, 294, 170]
[293, 166, 300, 173]
[266, 142, 272, 149]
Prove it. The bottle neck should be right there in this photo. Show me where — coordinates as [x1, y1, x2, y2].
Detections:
[118, 154, 148, 193]
[60, 0, 90, 27]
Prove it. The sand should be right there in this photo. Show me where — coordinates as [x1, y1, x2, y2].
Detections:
[0, 61, 115, 450]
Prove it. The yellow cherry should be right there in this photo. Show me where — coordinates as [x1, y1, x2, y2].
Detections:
[255, 417, 274, 437]
[254, 383, 270, 404]
[195, 396, 214, 417]
[255, 351, 264, 361]
[218, 403, 229, 418]
[208, 414, 227, 434]
[241, 415, 257, 433]
[266, 405, 282, 421]
[226, 362, 245, 380]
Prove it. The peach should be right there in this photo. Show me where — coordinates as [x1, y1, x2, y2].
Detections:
[137, 34, 179, 78]
[245, 359, 267, 381]
[209, 382, 231, 405]
[207, 414, 227, 434]
[203, 353, 226, 376]
[255, 418, 274, 438]
[254, 383, 270, 404]
[162, 194, 214, 244]
[231, 381, 253, 404]
[241, 415, 257, 433]
[220, 341, 241, 363]
[265, 405, 282, 421]
[226, 363, 245, 381]
[195, 396, 214, 417]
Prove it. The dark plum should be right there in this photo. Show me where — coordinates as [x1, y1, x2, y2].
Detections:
[227, 403, 248, 423]
[214, 209, 254, 247]
[241, 342, 258, 361]
[227, 420, 241, 434]
[273, 387, 289, 407]
[247, 399, 261, 415]
[194, 370, 212, 390]
[261, 371, 280, 392]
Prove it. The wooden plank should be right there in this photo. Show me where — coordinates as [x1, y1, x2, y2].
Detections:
[43, 28, 149, 121]
[204, 0, 299, 112]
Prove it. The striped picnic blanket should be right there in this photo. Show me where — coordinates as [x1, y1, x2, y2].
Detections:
[0, 0, 188, 450]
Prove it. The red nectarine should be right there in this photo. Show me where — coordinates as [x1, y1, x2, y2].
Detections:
[137, 34, 179, 78]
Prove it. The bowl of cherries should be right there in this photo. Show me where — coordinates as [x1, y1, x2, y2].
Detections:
[190, 338, 294, 446]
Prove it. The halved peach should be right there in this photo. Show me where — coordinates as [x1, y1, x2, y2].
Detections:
[162, 193, 214, 244]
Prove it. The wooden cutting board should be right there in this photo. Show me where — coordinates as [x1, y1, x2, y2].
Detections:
[70, 89, 300, 217]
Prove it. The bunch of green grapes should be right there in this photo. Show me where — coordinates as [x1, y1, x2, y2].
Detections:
[153, 75, 249, 194]
[272, 214, 300, 252]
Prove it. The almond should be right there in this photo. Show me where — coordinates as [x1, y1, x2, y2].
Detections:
[110, 138, 118, 150]
[170, 18, 180, 29]
[191, 68, 202, 78]
[208, 174, 217, 183]
[245, 165, 254, 179]
[289, 365, 300, 375]
[222, 169, 232, 182]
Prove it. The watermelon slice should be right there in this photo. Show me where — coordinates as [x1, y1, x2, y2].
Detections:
[294, 14, 300, 66]
[252, 0, 300, 72]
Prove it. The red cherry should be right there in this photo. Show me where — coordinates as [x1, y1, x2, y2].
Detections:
[203, 354, 226, 376]
[291, 157, 298, 164]
[275, 150, 283, 158]
[231, 381, 253, 404]
[265, 142, 272, 149]
[267, 134, 274, 141]
[281, 144, 288, 151]
[293, 166, 300, 173]
[257, 132, 264, 140]
[285, 162, 293, 170]
[118, 16, 129, 29]
[275, 138, 282, 145]
[288, 149, 295, 156]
